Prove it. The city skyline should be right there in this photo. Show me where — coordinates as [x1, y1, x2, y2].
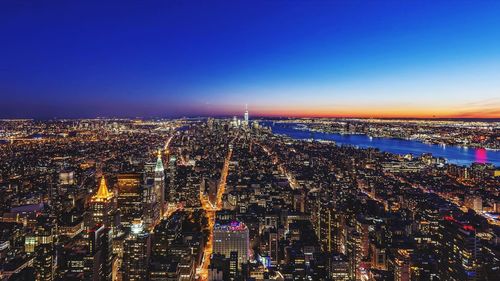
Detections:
[2, 1, 500, 119]
[1, 118, 498, 281]
[1, 2, 500, 280]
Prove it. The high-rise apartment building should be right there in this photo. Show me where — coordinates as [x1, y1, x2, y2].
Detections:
[213, 221, 250, 267]
[117, 173, 143, 227]
[438, 216, 482, 281]
[123, 221, 151, 281]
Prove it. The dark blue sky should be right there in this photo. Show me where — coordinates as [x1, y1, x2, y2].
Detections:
[1, 1, 500, 118]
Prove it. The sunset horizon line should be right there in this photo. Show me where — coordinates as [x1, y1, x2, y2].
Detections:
[4, 113, 499, 121]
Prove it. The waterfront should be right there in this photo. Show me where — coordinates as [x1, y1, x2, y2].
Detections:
[264, 122, 500, 167]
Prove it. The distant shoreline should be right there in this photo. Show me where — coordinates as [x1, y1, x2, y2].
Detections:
[1, 116, 500, 122]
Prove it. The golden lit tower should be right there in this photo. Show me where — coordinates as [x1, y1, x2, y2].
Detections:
[91, 176, 115, 229]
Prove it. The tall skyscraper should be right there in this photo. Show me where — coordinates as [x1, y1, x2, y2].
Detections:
[438, 216, 482, 281]
[90, 177, 115, 230]
[154, 149, 165, 219]
[117, 173, 143, 227]
[34, 219, 55, 281]
[143, 150, 165, 230]
[123, 220, 151, 281]
[168, 155, 177, 203]
[329, 253, 350, 281]
[346, 229, 362, 280]
[318, 203, 335, 253]
[142, 169, 157, 232]
[269, 231, 279, 265]
[244, 104, 249, 125]
[85, 225, 113, 281]
[213, 221, 250, 267]
[151, 212, 183, 258]
[34, 244, 55, 281]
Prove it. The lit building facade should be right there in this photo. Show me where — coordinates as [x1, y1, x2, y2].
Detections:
[90, 177, 115, 231]
[117, 173, 143, 227]
[154, 150, 165, 219]
[438, 216, 482, 281]
[243, 105, 249, 126]
[213, 221, 250, 267]
[123, 221, 151, 281]
[85, 225, 113, 281]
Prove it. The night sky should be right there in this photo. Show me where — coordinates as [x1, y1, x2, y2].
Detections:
[1, 0, 500, 118]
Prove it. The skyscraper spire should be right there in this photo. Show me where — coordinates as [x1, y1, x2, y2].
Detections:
[154, 149, 166, 219]
[155, 149, 164, 172]
[92, 176, 113, 202]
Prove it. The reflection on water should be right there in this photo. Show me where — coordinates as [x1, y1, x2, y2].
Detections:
[264, 122, 500, 167]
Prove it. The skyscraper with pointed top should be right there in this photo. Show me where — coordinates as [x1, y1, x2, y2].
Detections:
[154, 149, 165, 219]
[90, 176, 116, 230]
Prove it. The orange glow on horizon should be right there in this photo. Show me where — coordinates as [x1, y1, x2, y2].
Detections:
[241, 107, 500, 119]
[207, 102, 500, 119]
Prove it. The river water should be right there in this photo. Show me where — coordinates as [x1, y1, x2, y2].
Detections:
[263, 122, 500, 167]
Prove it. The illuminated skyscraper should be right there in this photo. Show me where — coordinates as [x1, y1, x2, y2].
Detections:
[34, 244, 54, 281]
[329, 253, 350, 281]
[244, 104, 249, 125]
[438, 216, 482, 281]
[90, 177, 115, 230]
[117, 173, 143, 227]
[346, 229, 362, 280]
[143, 150, 165, 230]
[123, 221, 151, 281]
[318, 203, 335, 253]
[85, 225, 113, 281]
[34, 218, 55, 281]
[394, 249, 412, 281]
[269, 230, 279, 265]
[154, 149, 165, 219]
[143, 166, 157, 232]
[213, 221, 249, 267]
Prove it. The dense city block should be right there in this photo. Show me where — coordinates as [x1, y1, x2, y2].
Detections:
[0, 116, 499, 281]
